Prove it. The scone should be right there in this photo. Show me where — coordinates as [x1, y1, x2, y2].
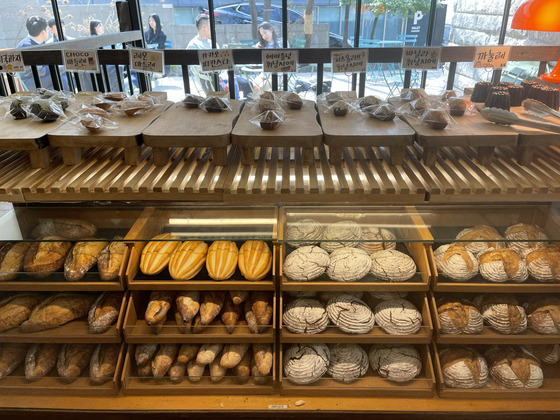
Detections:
[434, 243, 478, 282]
[478, 248, 528, 283]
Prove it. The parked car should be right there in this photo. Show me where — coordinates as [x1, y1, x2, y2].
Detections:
[201, 3, 350, 48]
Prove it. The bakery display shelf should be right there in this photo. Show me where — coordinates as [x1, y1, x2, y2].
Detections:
[121, 344, 276, 395]
[0, 343, 124, 396]
[123, 290, 275, 344]
[432, 343, 560, 399]
[0, 292, 127, 343]
[278, 344, 434, 397]
[280, 293, 432, 344]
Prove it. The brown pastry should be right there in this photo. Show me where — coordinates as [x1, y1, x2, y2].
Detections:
[145, 291, 175, 327]
[168, 241, 208, 280]
[88, 292, 122, 334]
[422, 109, 448, 130]
[176, 344, 200, 364]
[252, 343, 273, 376]
[448, 97, 468, 117]
[0, 293, 44, 332]
[97, 238, 126, 282]
[135, 343, 158, 368]
[0, 242, 32, 281]
[23, 236, 73, 278]
[0, 343, 28, 378]
[199, 291, 226, 325]
[358, 95, 381, 110]
[442, 90, 457, 100]
[25, 343, 60, 381]
[259, 110, 282, 130]
[260, 92, 274, 101]
[57, 344, 95, 383]
[168, 360, 187, 383]
[103, 92, 128, 102]
[31, 219, 97, 239]
[368, 104, 396, 121]
[201, 96, 228, 113]
[89, 343, 120, 385]
[151, 344, 179, 378]
[139, 233, 180, 276]
[258, 98, 279, 113]
[64, 240, 109, 281]
[251, 291, 273, 332]
[285, 92, 303, 110]
[182, 94, 203, 109]
[232, 349, 251, 384]
[326, 92, 343, 105]
[78, 106, 108, 117]
[230, 290, 249, 305]
[206, 241, 238, 280]
[21, 293, 97, 333]
[332, 101, 348, 116]
[221, 294, 243, 334]
[175, 291, 200, 325]
[251, 357, 269, 385]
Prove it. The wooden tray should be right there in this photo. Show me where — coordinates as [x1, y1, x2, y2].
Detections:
[317, 102, 415, 165]
[279, 343, 434, 397]
[142, 100, 243, 167]
[48, 101, 173, 166]
[430, 294, 560, 344]
[0, 92, 98, 169]
[0, 342, 124, 396]
[231, 100, 323, 165]
[0, 292, 126, 343]
[121, 344, 275, 395]
[280, 292, 432, 344]
[432, 342, 560, 399]
[124, 290, 275, 344]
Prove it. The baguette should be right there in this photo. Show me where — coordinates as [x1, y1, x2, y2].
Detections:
[0, 242, 32, 281]
[196, 343, 224, 365]
[25, 343, 60, 381]
[0, 293, 44, 332]
[23, 236, 73, 278]
[210, 352, 227, 383]
[252, 343, 273, 376]
[57, 344, 95, 383]
[168, 361, 187, 383]
[220, 343, 249, 369]
[98, 238, 126, 281]
[137, 362, 152, 378]
[177, 344, 200, 364]
[152, 344, 179, 378]
[200, 291, 226, 325]
[135, 343, 158, 367]
[193, 317, 223, 334]
[206, 241, 238, 280]
[145, 291, 175, 326]
[221, 294, 243, 334]
[187, 359, 205, 382]
[229, 291, 249, 305]
[0, 343, 28, 378]
[89, 343, 120, 385]
[238, 240, 272, 281]
[174, 306, 191, 334]
[251, 356, 269, 385]
[232, 349, 251, 384]
[244, 300, 259, 334]
[251, 291, 273, 331]
[88, 292, 122, 334]
[21, 293, 97, 333]
[64, 240, 108, 281]
[168, 241, 208, 280]
[139, 233, 180, 276]
[175, 291, 200, 323]
[32, 219, 97, 239]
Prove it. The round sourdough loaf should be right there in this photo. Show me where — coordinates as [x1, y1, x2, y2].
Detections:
[139, 233, 180, 276]
[374, 298, 422, 335]
[168, 241, 208, 280]
[439, 347, 488, 389]
[283, 298, 328, 334]
[285, 219, 324, 248]
[473, 294, 527, 335]
[283, 343, 330, 385]
[326, 247, 371, 282]
[326, 294, 375, 334]
[437, 297, 483, 335]
[369, 249, 417, 282]
[504, 223, 548, 257]
[485, 346, 543, 389]
[524, 344, 560, 365]
[525, 295, 560, 334]
[206, 241, 238, 281]
[283, 246, 329, 281]
[434, 243, 478, 282]
[357, 227, 396, 254]
[327, 343, 369, 383]
[368, 344, 422, 383]
[238, 240, 272, 281]
[525, 245, 560, 283]
[455, 225, 505, 255]
[319, 291, 363, 303]
[320, 221, 362, 253]
[478, 248, 528, 283]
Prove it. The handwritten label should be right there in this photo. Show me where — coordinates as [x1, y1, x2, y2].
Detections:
[0, 51, 24, 73]
[198, 49, 233, 72]
[130, 48, 164, 74]
[331, 50, 367, 74]
[473, 46, 510, 69]
[401, 47, 441, 70]
[262, 50, 297, 73]
[63, 50, 99, 72]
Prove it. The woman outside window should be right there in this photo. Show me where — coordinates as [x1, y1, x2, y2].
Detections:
[90, 20, 104, 36]
[144, 14, 167, 50]
[256, 22, 288, 49]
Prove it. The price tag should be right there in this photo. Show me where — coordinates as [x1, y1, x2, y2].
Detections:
[401, 47, 441, 70]
[0, 51, 25, 73]
[331, 50, 367, 74]
[198, 49, 233, 72]
[63, 50, 99, 72]
[130, 48, 164, 74]
[473, 46, 510, 69]
[262, 50, 298, 73]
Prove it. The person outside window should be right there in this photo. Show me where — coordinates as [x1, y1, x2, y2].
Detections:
[90, 20, 104, 36]
[145, 14, 167, 50]
[47, 18, 73, 42]
[16, 16, 55, 90]
[256, 22, 287, 49]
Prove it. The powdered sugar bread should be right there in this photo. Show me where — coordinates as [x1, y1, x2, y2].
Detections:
[320, 221, 362, 253]
[439, 346, 488, 389]
[434, 243, 478, 282]
[283, 246, 330, 281]
[327, 343, 369, 383]
[368, 344, 422, 383]
[485, 346, 543, 389]
[283, 343, 330, 385]
[478, 248, 528, 283]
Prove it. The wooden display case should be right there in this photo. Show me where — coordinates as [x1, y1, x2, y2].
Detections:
[0, 343, 125, 396]
[124, 290, 275, 344]
[280, 292, 432, 344]
[121, 343, 276, 395]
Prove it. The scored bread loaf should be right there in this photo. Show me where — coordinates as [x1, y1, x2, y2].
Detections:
[0, 242, 32, 281]
[220, 343, 250, 369]
[238, 241, 272, 281]
[525, 295, 560, 334]
[139, 233, 180, 276]
[474, 294, 527, 335]
[437, 297, 483, 335]
[57, 344, 95, 383]
[151, 344, 179, 378]
[439, 346, 488, 389]
[168, 241, 208, 281]
[525, 245, 560, 283]
[64, 240, 109, 282]
[485, 346, 543, 389]
[25, 343, 60, 381]
[89, 343, 120, 385]
[196, 343, 224, 365]
[32, 219, 97, 239]
[478, 248, 528, 283]
[98, 238, 126, 282]
[200, 291, 226, 325]
[0, 293, 44, 332]
[23, 237, 73, 278]
[145, 291, 175, 327]
[221, 293, 243, 334]
[88, 291, 122, 334]
[206, 241, 238, 281]
[434, 243, 479, 282]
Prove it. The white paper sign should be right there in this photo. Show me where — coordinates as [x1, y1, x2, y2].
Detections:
[130, 48, 164, 74]
[0, 51, 25, 73]
[401, 47, 441, 70]
[63, 50, 99, 72]
[262, 50, 298, 73]
[331, 50, 367, 74]
[198, 49, 233, 72]
[473, 46, 510, 69]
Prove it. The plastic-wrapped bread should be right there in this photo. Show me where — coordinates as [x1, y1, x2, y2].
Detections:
[374, 298, 422, 335]
[525, 295, 560, 334]
[135, 344, 158, 368]
[196, 343, 224, 365]
[139, 233, 180, 276]
[504, 223, 548, 257]
[98, 238, 126, 281]
[151, 344, 179, 378]
[326, 294, 375, 334]
[473, 294, 527, 335]
[88, 291, 122, 334]
[327, 343, 369, 383]
[455, 225, 505, 255]
[0, 293, 43, 332]
[238, 240, 272, 281]
[0, 242, 32, 281]
[525, 245, 560, 283]
[220, 343, 250, 369]
[357, 227, 396, 254]
[369, 344, 421, 383]
[57, 344, 95, 383]
[326, 247, 371, 282]
[210, 352, 227, 383]
[25, 343, 60, 381]
[439, 347, 488, 389]
[187, 359, 205, 382]
[229, 290, 249, 305]
[168, 241, 208, 280]
[64, 240, 108, 281]
[285, 218, 324, 247]
[320, 221, 362, 253]
[283, 246, 330, 281]
[89, 343, 120, 385]
[434, 243, 478, 282]
[221, 294, 243, 334]
[485, 346, 543, 389]
[0, 343, 28, 378]
[369, 249, 417, 282]
[200, 291, 226, 325]
[252, 343, 273, 376]
[478, 248, 528, 283]
[283, 298, 328, 334]
[206, 241, 238, 280]
[283, 343, 329, 385]
[23, 236, 73, 278]
[437, 297, 483, 335]
[233, 350, 251, 384]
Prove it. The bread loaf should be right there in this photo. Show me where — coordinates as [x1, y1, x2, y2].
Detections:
[474, 294, 527, 335]
[285, 218, 323, 248]
[168, 241, 208, 280]
[57, 344, 95, 383]
[251, 291, 273, 331]
[0, 343, 28, 378]
[368, 344, 421, 383]
[283, 298, 328, 334]
[89, 343, 120, 385]
[21, 293, 97, 333]
[455, 225, 505, 255]
[200, 291, 226, 325]
[25, 343, 60, 381]
[220, 343, 249, 369]
[232, 349, 251, 384]
[525, 296, 560, 334]
[64, 240, 108, 281]
[283, 343, 329, 385]
[434, 243, 478, 282]
[485, 346, 543, 388]
[221, 294, 243, 334]
[327, 343, 369, 383]
[88, 292, 122, 334]
[229, 290, 249, 305]
[320, 220, 362, 253]
[135, 343, 158, 367]
[206, 241, 238, 280]
[504, 223, 549, 257]
[23, 236, 73, 278]
[187, 359, 205, 382]
[152, 344, 179, 378]
[0, 293, 44, 332]
[238, 241, 272, 281]
[97, 238, 126, 281]
[0, 242, 32, 281]
[524, 344, 560, 365]
[252, 343, 273, 376]
[283, 246, 330, 282]
[196, 343, 224, 365]
[145, 291, 175, 326]
[210, 353, 227, 383]
[177, 344, 200, 364]
[439, 346, 488, 389]
[32, 219, 97, 239]
[437, 297, 483, 335]
[244, 300, 259, 334]
[168, 360, 187, 383]
[139, 233, 180, 276]
[525, 245, 560, 283]
[478, 248, 528, 283]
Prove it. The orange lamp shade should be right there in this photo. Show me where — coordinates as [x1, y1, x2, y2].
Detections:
[511, 0, 560, 83]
